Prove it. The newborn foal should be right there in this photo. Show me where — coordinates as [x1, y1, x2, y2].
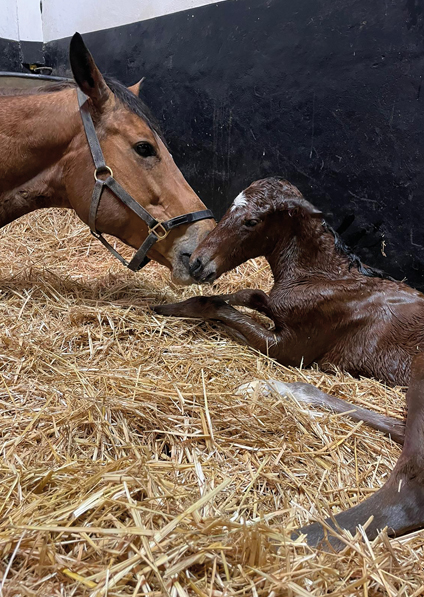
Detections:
[153, 177, 424, 548]
[154, 177, 424, 388]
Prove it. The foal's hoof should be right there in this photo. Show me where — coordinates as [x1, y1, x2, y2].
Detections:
[151, 296, 212, 318]
[151, 302, 186, 317]
[236, 379, 296, 398]
[236, 380, 324, 419]
[236, 380, 272, 397]
[152, 296, 227, 320]
[290, 522, 346, 552]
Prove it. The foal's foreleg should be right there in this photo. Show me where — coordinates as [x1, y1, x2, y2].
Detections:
[152, 296, 282, 357]
[218, 289, 272, 318]
[292, 354, 424, 550]
[247, 380, 405, 444]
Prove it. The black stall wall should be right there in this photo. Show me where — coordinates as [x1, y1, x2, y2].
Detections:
[0, 38, 23, 72]
[45, 0, 424, 287]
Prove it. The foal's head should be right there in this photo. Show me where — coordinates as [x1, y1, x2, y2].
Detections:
[63, 34, 214, 284]
[189, 178, 322, 283]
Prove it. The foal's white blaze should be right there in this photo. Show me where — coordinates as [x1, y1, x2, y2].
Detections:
[230, 191, 248, 212]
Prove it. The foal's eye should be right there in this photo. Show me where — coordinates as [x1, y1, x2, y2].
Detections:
[244, 219, 260, 228]
[134, 142, 156, 158]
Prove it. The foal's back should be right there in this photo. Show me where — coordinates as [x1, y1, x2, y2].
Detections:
[272, 271, 424, 386]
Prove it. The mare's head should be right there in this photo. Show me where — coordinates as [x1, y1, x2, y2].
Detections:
[63, 34, 214, 284]
[189, 177, 322, 283]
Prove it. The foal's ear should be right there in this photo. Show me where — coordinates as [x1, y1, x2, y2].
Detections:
[69, 32, 112, 111]
[286, 200, 323, 219]
[128, 78, 145, 97]
[305, 204, 324, 219]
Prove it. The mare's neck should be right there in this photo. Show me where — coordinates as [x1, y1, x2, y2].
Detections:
[267, 218, 354, 285]
[0, 88, 81, 227]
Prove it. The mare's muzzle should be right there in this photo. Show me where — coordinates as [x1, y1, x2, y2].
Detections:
[189, 256, 217, 284]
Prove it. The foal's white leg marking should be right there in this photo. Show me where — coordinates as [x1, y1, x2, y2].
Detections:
[230, 191, 248, 212]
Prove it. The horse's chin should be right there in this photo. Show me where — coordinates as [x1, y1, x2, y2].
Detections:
[170, 266, 197, 286]
[171, 274, 196, 286]
[169, 250, 202, 286]
[172, 262, 219, 285]
[147, 249, 193, 285]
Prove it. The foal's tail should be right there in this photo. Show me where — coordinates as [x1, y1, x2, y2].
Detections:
[290, 353, 424, 550]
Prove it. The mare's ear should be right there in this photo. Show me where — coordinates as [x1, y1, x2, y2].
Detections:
[69, 32, 113, 111]
[128, 78, 145, 97]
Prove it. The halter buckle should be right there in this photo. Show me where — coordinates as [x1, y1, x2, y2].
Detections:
[150, 221, 170, 240]
[94, 166, 113, 181]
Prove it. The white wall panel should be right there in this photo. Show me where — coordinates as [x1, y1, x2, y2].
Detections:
[0, 0, 19, 40]
[0, 0, 43, 41]
[42, 0, 230, 42]
[16, 0, 43, 41]
[0, 0, 231, 43]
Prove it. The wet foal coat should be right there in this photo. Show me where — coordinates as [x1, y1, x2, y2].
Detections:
[155, 177, 424, 387]
[153, 177, 424, 549]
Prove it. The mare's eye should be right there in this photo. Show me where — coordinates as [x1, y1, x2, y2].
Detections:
[135, 142, 156, 158]
[244, 219, 260, 228]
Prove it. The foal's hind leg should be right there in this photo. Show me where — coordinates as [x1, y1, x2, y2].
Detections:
[291, 354, 424, 550]
[238, 380, 405, 444]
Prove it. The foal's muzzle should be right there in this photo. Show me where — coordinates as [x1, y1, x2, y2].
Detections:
[189, 256, 217, 284]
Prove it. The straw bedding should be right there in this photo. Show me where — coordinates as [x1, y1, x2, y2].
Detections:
[0, 209, 423, 596]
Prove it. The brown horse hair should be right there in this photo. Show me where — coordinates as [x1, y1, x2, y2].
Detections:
[251, 176, 394, 282]
[0, 77, 165, 141]
[0, 33, 215, 284]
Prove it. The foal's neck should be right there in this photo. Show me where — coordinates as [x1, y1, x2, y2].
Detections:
[268, 218, 355, 285]
[0, 89, 81, 227]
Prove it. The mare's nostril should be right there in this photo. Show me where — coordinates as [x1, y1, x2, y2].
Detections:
[189, 257, 203, 278]
[180, 252, 191, 268]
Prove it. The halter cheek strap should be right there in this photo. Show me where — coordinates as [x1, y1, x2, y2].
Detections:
[77, 89, 215, 271]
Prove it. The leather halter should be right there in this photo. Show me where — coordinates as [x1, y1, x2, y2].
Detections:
[77, 88, 215, 271]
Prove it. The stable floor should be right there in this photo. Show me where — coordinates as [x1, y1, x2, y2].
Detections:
[0, 210, 422, 596]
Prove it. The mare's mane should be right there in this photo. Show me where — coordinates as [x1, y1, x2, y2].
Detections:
[0, 77, 163, 139]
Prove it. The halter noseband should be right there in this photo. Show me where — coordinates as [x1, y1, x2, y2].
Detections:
[77, 89, 215, 271]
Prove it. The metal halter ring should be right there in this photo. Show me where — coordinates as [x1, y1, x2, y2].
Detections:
[94, 166, 113, 181]
[150, 221, 170, 240]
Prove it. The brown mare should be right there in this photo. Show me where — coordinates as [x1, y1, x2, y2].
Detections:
[153, 177, 424, 549]
[0, 33, 214, 284]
